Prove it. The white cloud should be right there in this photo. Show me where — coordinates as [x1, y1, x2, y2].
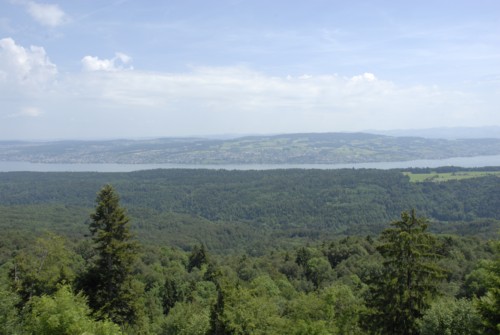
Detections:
[65, 66, 482, 133]
[0, 41, 495, 138]
[24, 1, 68, 27]
[350, 72, 376, 83]
[81, 53, 133, 72]
[15, 106, 42, 117]
[0, 37, 57, 88]
[81, 56, 114, 72]
[4, 106, 43, 119]
[115, 52, 132, 64]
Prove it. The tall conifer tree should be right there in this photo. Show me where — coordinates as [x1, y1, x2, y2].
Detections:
[83, 184, 140, 326]
[367, 210, 444, 335]
[476, 241, 500, 333]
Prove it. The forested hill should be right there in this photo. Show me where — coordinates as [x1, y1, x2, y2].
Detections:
[1, 132, 500, 164]
[1, 168, 498, 252]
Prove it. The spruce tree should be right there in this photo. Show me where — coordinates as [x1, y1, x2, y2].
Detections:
[83, 184, 140, 327]
[476, 241, 500, 333]
[366, 209, 444, 335]
[187, 244, 208, 272]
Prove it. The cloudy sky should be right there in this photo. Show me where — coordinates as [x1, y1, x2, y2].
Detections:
[1, 0, 499, 139]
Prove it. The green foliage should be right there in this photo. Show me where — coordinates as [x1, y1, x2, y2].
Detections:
[305, 257, 334, 289]
[404, 170, 500, 183]
[159, 253, 212, 315]
[0, 224, 496, 335]
[25, 284, 121, 335]
[163, 301, 210, 335]
[284, 291, 336, 334]
[187, 244, 208, 272]
[0, 271, 22, 335]
[321, 284, 365, 334]
[0, 172, 499, 334]
[367, 210, 445, 335]
[10, 233, 82, 306]
[463, 264, 491, 298]
[476, 241, 500, 333]
[295, 247, 313, 268]
[419, 297, 484, 335]
[141, 284, 166, 335]
[218, 284, 286, 335]
[81, 184, 142, 327]
[0, 169, 499, 254]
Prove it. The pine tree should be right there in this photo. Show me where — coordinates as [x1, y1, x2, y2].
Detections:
[83, 184, 140, 327]
[476, 241, 500, 333]
[366, 209, 444, 335]
[187, 244, 208, 272]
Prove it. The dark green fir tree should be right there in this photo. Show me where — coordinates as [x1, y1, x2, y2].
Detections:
[82, 184, 141, 327]
[366, 209, 444, 335]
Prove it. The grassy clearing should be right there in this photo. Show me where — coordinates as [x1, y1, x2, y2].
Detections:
[404, 170, 500, 183]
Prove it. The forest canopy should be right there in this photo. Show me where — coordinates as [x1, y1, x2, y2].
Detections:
[0, 168, 498, 253]
[0, 168, 499, 334]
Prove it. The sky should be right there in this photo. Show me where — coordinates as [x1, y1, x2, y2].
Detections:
[0, 0, 499, 140]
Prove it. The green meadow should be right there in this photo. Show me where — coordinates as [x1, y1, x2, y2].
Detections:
[404, 170, 500, 182]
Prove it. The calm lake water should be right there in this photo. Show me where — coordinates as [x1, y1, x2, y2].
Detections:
[1, 155, 500, 172]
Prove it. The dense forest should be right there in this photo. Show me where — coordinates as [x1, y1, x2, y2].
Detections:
[0, 168, 498, 252]
[0, 168, 499, 334]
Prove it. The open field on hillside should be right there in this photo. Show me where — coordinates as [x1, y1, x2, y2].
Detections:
[404, 170, 500, 183]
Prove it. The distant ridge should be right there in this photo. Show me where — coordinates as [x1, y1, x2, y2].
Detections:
[0, 132, 500, 165]
[368, 126, 500, 139]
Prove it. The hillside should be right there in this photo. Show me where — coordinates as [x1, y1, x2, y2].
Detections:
[1, 168, 498, 334]
[1, 132, 500, 164]
[371, 126, 500, 139]
[1, 168, 498, 253]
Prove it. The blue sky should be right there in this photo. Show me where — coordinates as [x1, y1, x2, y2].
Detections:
[1, 0, 499, 139]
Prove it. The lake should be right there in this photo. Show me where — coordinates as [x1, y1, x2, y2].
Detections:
[1, 155, 500, 172]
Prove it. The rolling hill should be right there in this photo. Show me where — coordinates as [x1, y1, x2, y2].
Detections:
[1, 132, 500, 164]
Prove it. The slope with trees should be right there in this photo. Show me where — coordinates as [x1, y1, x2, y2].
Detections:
[0, 182, 498, 334]
[0, 168, 498, 254]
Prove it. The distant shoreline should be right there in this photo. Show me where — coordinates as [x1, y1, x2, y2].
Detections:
[1, 154, 500, 172]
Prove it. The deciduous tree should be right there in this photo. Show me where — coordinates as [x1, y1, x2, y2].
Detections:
[10, 233, 80, 306]
[25, 284, 121, 335]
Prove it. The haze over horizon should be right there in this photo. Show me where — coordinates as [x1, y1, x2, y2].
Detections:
[1, 1, 499, 140]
